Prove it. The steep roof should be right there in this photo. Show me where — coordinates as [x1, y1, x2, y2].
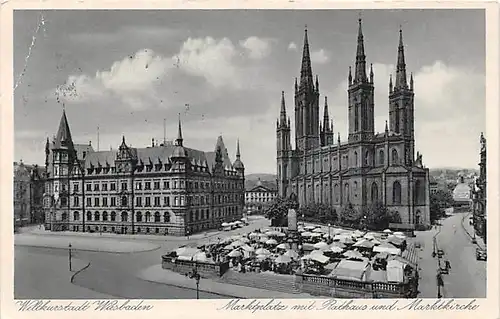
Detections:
[53, 110, 74, 149]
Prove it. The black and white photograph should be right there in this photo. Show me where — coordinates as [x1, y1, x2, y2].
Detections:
[7, 5, 495, 307]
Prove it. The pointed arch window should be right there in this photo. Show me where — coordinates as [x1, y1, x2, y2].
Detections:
[355, 104, 359, 131]
[111, 211, 116, 221]
[371, 183, 379, 202]
[354, 151, 358, 167]
[86, 211, 92, 221]
[379, 149, 385, 166]
[154, 211, 160, 222]
[94, 211, 100, 221]
[393, 181, 402, 204]
[121, 211, 128, 222]
[164, 212, 170, 223]
[102, 211, 108, 221]
[73, 211, 80, 221]
[344, 183, 350, 203]
[365, 151, 370, 166]
[392, 149, 399, 165]
[136, 211, 143, 222]
[414, 180, 423, 205]
[145, 211, 151, 222]
[334, 184, 339, 203]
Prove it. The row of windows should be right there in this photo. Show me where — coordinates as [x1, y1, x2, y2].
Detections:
[66, 206, 240, 223]
[85, 163, 212, 175]
[77, 193, 242, 208]
[296, 180, 425, 206]
[75, 180, 242, 193]
[299, 148, 402, 175]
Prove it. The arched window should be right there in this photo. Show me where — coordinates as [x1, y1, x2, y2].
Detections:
[154, 212, 160, 222]
[164, 212, 170, 223]
[94, 211, 100, 221]
[365, 151, 370, 166]
[414, 180, 423, 205]
[371, 183, 379, 202]
[354, 151, 358, 167]
[393, 181, 402, 204]
[344, 183, 350, 203]
[121, 196, 128, 206]
[379, 149, 385, 166]
[353, 181, 358, 198]
[102, 211, 108, 221]
[121, 211, 128, 222]
[86, 211, 92, 221]
[392, 149, 399, 165]
[73, 211, 80, 221]
[111, 211, 116, 221]
[136, 212, 143, 222]
[334, 184, 339, 203]
[145, 211, 151, 222]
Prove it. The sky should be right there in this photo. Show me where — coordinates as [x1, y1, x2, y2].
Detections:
[13, 9, 485, 174]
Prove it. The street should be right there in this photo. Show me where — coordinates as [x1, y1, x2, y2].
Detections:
[14, 217, 269, 299]
[414, 211, 486, 298]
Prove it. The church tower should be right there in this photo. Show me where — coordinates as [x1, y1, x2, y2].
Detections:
[295, 27, 320, 151]
[320, 97, 334, 146]
[277, 91, 292, 198]
[348, 18, 375, 143]
[389, 28, 415, 165]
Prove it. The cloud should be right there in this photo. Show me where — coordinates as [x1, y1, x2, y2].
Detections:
[288, 42, 298, 51]
[327, 61, 484, 168]
[176, 37, 240, 88]
[56, 49, 170, 109]
[239, 36, 272, 60]
[310, 49, 329, 64]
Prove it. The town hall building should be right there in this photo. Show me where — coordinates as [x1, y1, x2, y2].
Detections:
[276, 19, 431, 227]
[43, 112, 245, 236]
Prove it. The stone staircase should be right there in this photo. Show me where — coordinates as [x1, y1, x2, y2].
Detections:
[218, 270, 301, 294]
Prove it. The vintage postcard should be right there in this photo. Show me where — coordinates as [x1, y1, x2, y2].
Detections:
[1, 1, 498, 319]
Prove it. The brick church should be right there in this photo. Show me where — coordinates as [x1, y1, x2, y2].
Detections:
[276, 19, 431, 227]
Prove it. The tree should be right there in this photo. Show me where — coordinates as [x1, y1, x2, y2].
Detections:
[340, 203, 361, 227]
[430, 189, 454, 223]
[265, 195, 299, 227]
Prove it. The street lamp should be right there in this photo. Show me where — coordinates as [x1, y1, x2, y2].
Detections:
[68, 243, 72, 271]
[187, 267, 201, 299]
[328, 223, 331, 238]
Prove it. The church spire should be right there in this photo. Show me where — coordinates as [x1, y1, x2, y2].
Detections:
[410, 72, 414, 91]
[323, 96, 330, 131]
[354, 18, 367, 83]
[299, 26, 314, 91]
[176, 113, 183, 146]
[280, 91, 287, 126]
[395, 27, 408, 89]
[389, 74, 393, 93]
[348, 66, 352, 85]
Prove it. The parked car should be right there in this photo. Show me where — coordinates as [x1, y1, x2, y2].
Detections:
[476, 248, 487, 261]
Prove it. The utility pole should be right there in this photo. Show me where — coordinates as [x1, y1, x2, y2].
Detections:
[68, 243, 72, 271]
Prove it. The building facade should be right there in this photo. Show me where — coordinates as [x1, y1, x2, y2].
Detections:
[14, 161, 45, 228]
[245, 179, 277, 213]
[276, 20, 430, 227]
[471, 133, 486, 243]
[452, 176, 471, 211]
[43, 111, 245, 236]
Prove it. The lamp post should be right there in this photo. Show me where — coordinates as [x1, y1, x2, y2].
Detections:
[328, 223, 331, 239]
[302, 214, 304, 226]
[188, 267, 201, 299]
[68, 243, 72, 271]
